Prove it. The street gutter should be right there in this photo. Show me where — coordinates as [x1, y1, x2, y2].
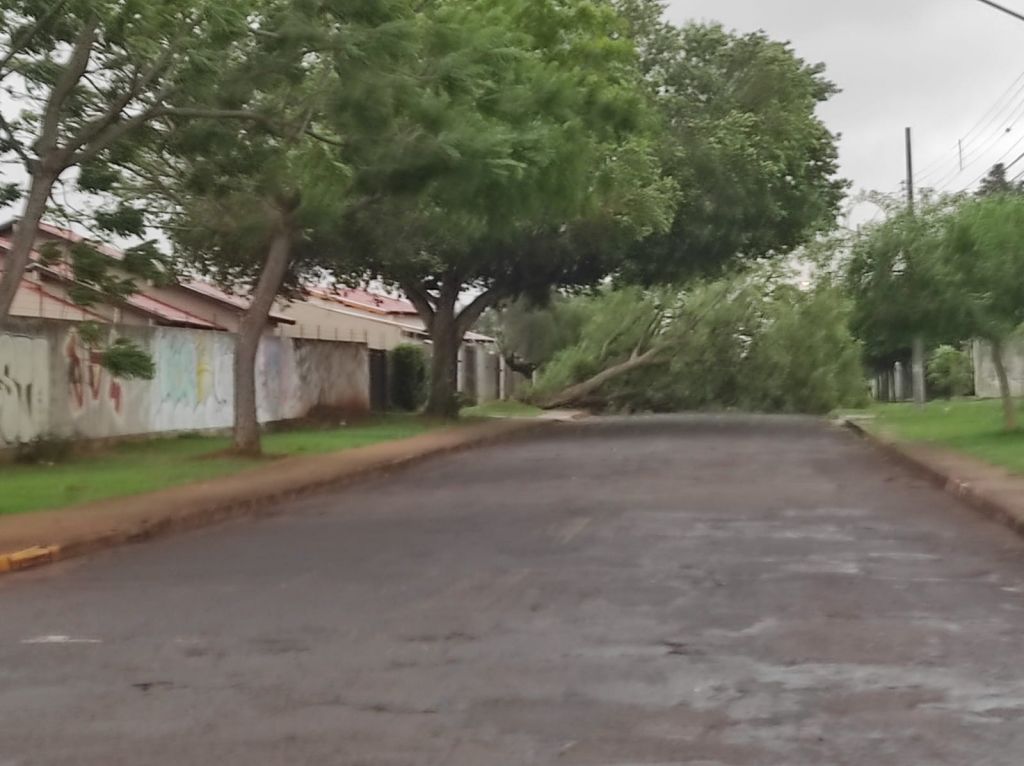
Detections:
[0, 416, 568, 577]
[842, 417, 1024, 538]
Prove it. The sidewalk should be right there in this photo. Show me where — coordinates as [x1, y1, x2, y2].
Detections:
[0, 416, 563, 573]
[844, 418, 1024, 536]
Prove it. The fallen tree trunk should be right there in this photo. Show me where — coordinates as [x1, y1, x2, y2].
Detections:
[539, 346, 665, 409]
[536, 285, 731, 410]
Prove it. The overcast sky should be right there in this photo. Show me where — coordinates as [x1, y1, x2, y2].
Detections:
[5, 1, 1024, 229]
[665, 0, 1024, 220]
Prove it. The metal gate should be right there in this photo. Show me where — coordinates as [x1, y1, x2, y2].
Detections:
[369, 349, 389, 411]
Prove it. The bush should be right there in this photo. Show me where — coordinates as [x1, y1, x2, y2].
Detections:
[389, 344, 427, 410]
[455, 390, 477, 410]
[927, 345, 973, 398]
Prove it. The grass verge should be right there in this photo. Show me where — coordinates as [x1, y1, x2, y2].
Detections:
[0, 415, 438, 516]
[856, 399, 1024, 474]
[461, 399, 542, 419]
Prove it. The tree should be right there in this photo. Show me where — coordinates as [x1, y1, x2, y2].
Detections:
[940, 194, 1024, 429]
[0, 0, 296, 327]
[482, 294, 590, 378]
[337, 0, 676, 417]
[531, 268, 866, 414]
[843, 195, 960, 372]
[614, 1, 847, 283]
[135, 0, 420, 454]
[977, 163, 1022, 197]
[525, 3, 847, 405]
[927, 345, 973, 399]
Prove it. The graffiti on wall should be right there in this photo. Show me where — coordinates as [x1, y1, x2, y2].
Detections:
[65, 334, 123, 419]
[3, 323, 372, 446]
[151, 329, 234, 431]
[0, 334, 50, 445]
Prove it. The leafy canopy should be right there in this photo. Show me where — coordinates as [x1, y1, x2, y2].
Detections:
[615, 0, 847, 282]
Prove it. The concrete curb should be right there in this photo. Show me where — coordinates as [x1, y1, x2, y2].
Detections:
[0, 417, 560, 577]
[842, 418, 1024, 537]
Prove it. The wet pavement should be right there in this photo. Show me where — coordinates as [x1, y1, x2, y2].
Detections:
[2, 414, 1024, 765]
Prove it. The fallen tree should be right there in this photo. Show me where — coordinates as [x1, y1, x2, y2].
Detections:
[533, 271, 868, 414]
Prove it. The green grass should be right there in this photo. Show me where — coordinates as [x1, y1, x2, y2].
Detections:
[0, 415, 438, 517]
[461, 399, 543, 418]
[859, 399, 1024, 474]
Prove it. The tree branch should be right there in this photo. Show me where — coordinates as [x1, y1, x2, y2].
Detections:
[538, 287, 730, 410]
[33, 18, 97, 166]
[399, 280, 436, 332]
[64, 47, 177, 156]
[0, 0, 70, 81]
[455, 286, 503, 336]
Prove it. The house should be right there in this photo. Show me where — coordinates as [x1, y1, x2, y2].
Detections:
[1, 219, 508, 411]
[0, 220, 294, 333]
[279, 287, 428, 350]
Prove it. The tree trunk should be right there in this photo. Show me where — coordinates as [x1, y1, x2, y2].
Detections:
[990, 337, 1018, 431]
[424, 305, 461, 418]
[233, 219, 294, 455]
[539, 346, 665, 409]
[0, 170, 58, 327]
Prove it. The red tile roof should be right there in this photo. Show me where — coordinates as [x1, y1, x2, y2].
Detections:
[35, 221, 126, 260]
[314, 286, 419, 316]
[2, 222, 295, 325]
[123, 292, 223, 330]
[1, 235, 227, 330]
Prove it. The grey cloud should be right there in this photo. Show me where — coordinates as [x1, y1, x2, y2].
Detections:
[665, 0, 1024, 208]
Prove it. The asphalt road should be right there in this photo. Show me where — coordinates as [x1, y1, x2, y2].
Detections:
[3, 414, 1024, 765]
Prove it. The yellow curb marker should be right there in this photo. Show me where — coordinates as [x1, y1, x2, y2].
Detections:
[0, 546, 61, 574]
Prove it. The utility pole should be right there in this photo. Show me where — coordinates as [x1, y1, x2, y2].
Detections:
[906, 127, 927, 406]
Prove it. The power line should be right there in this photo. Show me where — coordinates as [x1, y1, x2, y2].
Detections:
[977, 0, 1024, 24]
[916, 67, 1024, 186]
[929, 95, 1024, 189]
[956, 130, 1024, 192]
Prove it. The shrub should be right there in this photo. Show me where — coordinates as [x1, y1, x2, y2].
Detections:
[927, 345, 973, 398]
[389, 344, 427, 411]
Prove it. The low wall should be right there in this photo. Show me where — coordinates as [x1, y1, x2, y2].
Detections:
[974, 339, 1024, 399]
[0, 319, 369, 447]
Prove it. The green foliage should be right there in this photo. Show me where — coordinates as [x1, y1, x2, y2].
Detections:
[867, 400, 1024, 476]
[740, 285, 868, 414]
[843, 195, 961, 366]
[534, 270, 867, 414]
[487, 293, 593, 373]
[927, 345, 974, 399]
[0, 416, 438, 515]
[390, 344, 428, 411]
[146, 0, 420, 290]
[0, 182, 18, 205]
[941, 194, 1024, 343]
[100, 338, 156, 380]
[74, 323, 155, 381]
[615, 2, 847, 282]
[337, 0, 676, 306]
[977, 163, 1024, 198]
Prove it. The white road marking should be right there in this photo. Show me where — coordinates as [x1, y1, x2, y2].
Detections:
[21, 635, 101, 645]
